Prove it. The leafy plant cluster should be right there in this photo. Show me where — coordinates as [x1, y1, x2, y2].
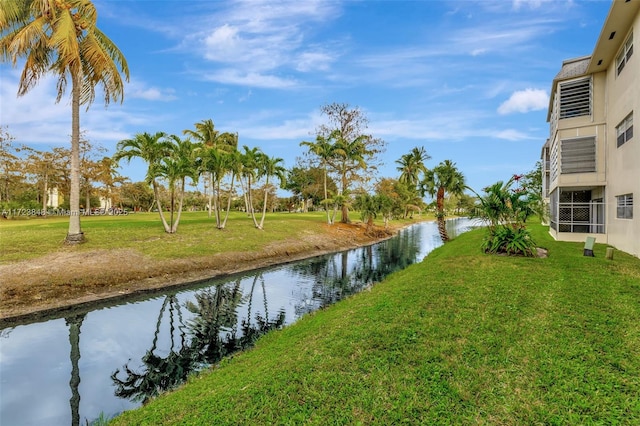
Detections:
[472, 175, 537, 257]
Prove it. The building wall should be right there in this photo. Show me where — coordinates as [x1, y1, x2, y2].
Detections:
[548, 72, 607, 191]
[545, 7, 639, 258]
[604, 20, 639, 257]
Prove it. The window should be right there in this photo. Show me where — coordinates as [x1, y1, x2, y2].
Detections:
[561, 137, 596, 174]
[616, 112, 633, 147]
[616, 32, 633, 75]
[616, 194, 633, 219]
[559, 78, 591, 119]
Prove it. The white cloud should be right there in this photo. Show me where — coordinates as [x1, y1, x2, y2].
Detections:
[494, 129, 532, 141]
[178, 0, 342, 88]
[203, 69, 297, 89]
[128, 84, 177, 102]
[233, 110, 324, 140]
[296, 51, 334, 72]
[512, 0, 556, 10]
[497, 88, 548, 115]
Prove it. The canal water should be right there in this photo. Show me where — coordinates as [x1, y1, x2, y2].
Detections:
[0, 218, 474, 425]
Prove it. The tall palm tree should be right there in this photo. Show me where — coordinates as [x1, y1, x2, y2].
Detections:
[301, 134, 336, 224]
[396, 146, 430, 187]
[396, 146, 430, 218]
[239, 145, 263, 227]
[195, 131, 238, 227]
[207, 146, 242, 230]
[114, 131, 173, 232]
[152, 135, 197, 233]
[184, 119, 218, 217]
[328, 130, 372, 223]
[421, 160, 466, 242]
[257, 155, 286, 229]
[1, 0, 129, 244]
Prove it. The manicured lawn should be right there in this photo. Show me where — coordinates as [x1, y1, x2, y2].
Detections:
[0, 211, 340, 263]
[110, 223, 640, 425]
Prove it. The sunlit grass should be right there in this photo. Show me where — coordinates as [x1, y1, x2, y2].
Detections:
[110, 222, 640, 425]
[0, 211, 429, 263]
[0, 211, 323, 262]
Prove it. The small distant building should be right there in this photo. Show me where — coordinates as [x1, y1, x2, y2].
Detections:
[542, 0, 639, 257]
[100, 196, 112, 210]
[47, 187, 60, 208]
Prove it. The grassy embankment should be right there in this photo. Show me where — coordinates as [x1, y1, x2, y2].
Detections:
[110, 222, 640, 425]
[0, 211, 338, 263]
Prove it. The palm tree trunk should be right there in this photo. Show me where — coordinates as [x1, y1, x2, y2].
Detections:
[240, 177, 250, 216]
[247, 177, 259, 228]
[207, 172, 213, 219]
[66, 72, 84, 244]
[436, 186, 449, 242]
[152, 180, 171, 232]
[213, 178, 221, 229]
[169, 185, 175, 233]
[323, 165, 332, 225]
[340, 173, 349, 223]
[171, 178, 185, 233]
[258, 179, 269, 229]
[221, 173, 235, 229]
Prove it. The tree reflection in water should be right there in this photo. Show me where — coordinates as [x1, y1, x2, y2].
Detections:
[111, 275, 285, 404]
[292, 229, 422, 317]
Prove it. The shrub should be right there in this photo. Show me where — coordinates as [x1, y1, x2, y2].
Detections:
[471, 176, 537, 257]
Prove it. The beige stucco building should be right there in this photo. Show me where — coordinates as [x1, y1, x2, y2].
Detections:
[542, 0, 639, 258]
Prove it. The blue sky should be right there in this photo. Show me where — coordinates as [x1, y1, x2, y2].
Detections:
[0, 0, 612, 197]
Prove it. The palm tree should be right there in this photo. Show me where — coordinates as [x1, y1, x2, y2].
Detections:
[1, 0, 129, 244]
[396, 147, 430, 218]
[184, 119, 219, 217]
[355, 192, 378, 233]
[329, 131, 372, 223]
[396, 146, 430, 187]
[183, 120, 237, 222]
[239, 145, 263, 227]
[153, 135, 197, 233]
[301, 134, 336, 224]
[217, 147, 242, 229]
[257, 155, 286, 229]
[421, 160, 466, 242]
[195, 131, 238, 228]
[114, 131, 173, 232]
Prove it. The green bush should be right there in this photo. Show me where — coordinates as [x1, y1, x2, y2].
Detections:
[481, 224, 535, 257]
[471, 177, 537, 257]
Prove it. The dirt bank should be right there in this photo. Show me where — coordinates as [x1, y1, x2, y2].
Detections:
[0, 222, 398, 323]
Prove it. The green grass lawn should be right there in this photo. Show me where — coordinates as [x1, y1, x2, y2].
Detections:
[109, 223, 640, 425]
[0, 211, 346, 263]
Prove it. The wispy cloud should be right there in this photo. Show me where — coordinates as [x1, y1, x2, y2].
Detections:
[128, 81, 177, 102]
[494, 129, 535, 141]
[202, 69, 298, 89]
[179, 0, 342, 87]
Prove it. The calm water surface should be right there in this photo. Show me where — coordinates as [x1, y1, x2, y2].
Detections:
[0, 218, 474, 426]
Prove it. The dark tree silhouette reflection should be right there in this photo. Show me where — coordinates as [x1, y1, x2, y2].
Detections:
[111, 277, 285, 404]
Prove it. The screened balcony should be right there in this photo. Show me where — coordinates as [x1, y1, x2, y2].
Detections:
[549, 188, 605, 234]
